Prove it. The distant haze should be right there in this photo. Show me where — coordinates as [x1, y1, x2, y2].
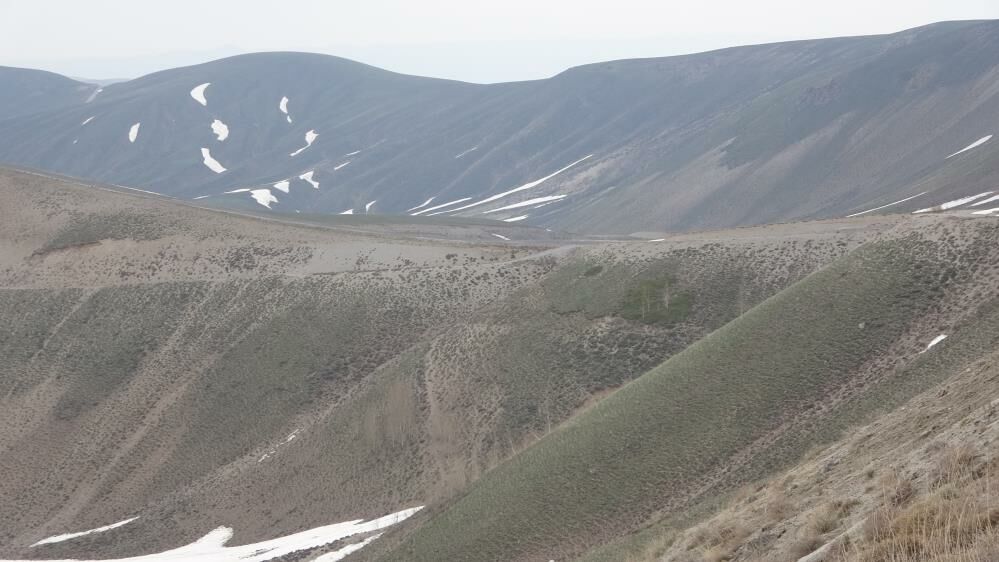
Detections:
[2, 0, 998, 83]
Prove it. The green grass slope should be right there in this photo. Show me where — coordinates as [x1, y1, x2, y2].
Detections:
[378, 220, 999, 562]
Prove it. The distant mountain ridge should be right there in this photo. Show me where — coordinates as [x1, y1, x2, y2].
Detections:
[1, 20, 998, 233]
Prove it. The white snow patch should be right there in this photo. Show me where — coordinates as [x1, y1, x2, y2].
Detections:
[970, 194, 999, 207]
[192, 195, 210, 200]
[919, 334, 947, 354]
[200, 148, 227, 174]
[490, 233, 511, 241]
[343, 150, 361, 157]
[334, 161, 350, 171]
[210, 120, 229, 141]
[972, 207, 999, 216]
[454, 146, 479, 159]
[273, 180, 290, 193]
[946, 135, 992, 159]
[31, 518, 140, 547]
[81, 116, 95, 126]
[446, 155, 593, 214]
[503, 215, 528, 222]
[279, 96, 292, 123]
[290, 130, 318, 157]
[407, 197, 436, 212]
[85, 88, 102, 103]
[128, 123, 141, 143]
[845, 192, 927, 218]
[340, 209, 354, 215]
[299, 171, 319, 189]
[224, 188, 251, 194]
[72, 139, 78, 145]
[482, 194, 567, 214]
[365, 200, 377, 213]
[250, 189, 277, 209]
[12, 507, 422, 562]
[913, 192, 994, 214]
[648, 238, 666, 242]
[190, 83, 210, 106]
[413, 197, 472, 216]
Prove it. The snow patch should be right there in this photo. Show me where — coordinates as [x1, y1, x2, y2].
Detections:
[192, 195, 210, 200]
[340, 209, 354, 215]
[290, 130, 318, 157]
[413, 197, 473, 216]
[14, 507, 422, 562]
[446, 155, 593, 214]
[946, 135, 992, 159]
[81, 116, 95, 126]
[970, 194, 999, 207]
[299, 171, 319, 189]
[190, 83, 210, 106]
[273, 180, 290, 193]
[128, 123, 141, 143]
[344, 150, 361, 157]
[490, 233, 511, 241]
[454, 146, 479, 159]
[85, 87, 102, 103]
[365, 200, 377, 213]
[334, 161, 350, 171]
[200, 148, 227, 173]
[210, 120, 229, 141]
[250, 189, 277, 209]
[972, 207, 999, 216]
[648, 238, 666, 242]
[279, 96, 292, 123]
[913, 192, 994, 214]
[224, 188, 251, 194]
[407, 197, 436, 212]
[845, 192, 927, 218]
[503, 215, 528, 222]
[483, 195, 567, 214]
[919, 334, 947, 354]
[31, 518, 140, 547]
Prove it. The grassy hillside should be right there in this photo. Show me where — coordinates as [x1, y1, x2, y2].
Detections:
[377, 218, 999, 561]
[0, 169, 875, 559]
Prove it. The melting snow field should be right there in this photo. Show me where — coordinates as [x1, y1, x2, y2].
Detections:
[483, 194, 567, 214]
[250, 189, 277, 209]
[845, 192, 926, 218]
[407, 197, 436, 212]
[414, 197, 472, 216]
[210, 120, 229, 141]
[946, 135, 992, 159]
[128, 123, 141, 143]
[10, 507, 422, 562]
[190, 83, 210, 106]
[290, 130, 318, 157]
[913, 192, 994, 214]
[200, 148, 227, 173]
[273, 180, 290, 193]
[279, 96, 292, 123]
[31, 518, 140, 547]
[920, 334, 948, 354]
[445, 155, 593, 214]
[299, 171, 319, 189]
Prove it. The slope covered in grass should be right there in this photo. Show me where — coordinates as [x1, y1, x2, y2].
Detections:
[378, 219, 999, 561]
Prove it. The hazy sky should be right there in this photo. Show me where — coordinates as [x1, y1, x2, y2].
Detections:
[2, 0, 998, 83]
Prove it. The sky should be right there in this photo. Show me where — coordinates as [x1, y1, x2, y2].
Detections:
[2, 0, 998, 83]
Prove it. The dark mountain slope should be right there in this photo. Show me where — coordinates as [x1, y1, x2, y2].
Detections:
[1, 22, 998, 233]
[0, 67, 96, 120]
